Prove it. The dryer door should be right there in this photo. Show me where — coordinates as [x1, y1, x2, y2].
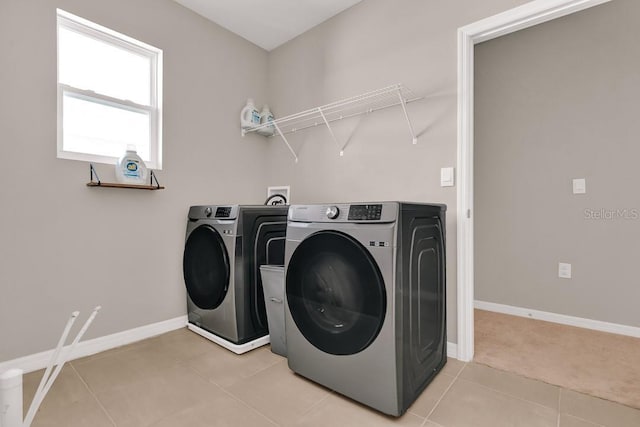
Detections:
[183, 224, 230, 310]
[286, 231, 386, 356]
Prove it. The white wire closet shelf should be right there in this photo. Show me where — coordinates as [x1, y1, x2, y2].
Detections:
[243, 84, 422, 162]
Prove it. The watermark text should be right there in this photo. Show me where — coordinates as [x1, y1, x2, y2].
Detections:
[584, 208, 639, 220]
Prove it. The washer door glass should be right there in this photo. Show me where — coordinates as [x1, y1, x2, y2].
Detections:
[183, 225, 230, 310]
[286, 231, 386, 355]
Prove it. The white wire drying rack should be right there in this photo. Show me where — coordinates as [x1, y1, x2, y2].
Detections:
[243, 84, 422, 162]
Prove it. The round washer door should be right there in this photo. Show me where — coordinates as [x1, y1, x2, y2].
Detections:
[286, 230, 386, 355]
[183, 224, 230, 310]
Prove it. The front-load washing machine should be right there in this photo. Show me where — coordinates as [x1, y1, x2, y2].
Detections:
[285, 202, 446, 416]
[183, 204, 288, 353]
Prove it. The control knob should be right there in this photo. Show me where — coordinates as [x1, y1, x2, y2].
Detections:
[326, 206, 340, 219]
[204, 207, 213, 217]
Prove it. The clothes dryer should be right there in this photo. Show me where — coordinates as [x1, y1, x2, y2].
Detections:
[285, 202, 446, 415]
[184, 205, 288, 353]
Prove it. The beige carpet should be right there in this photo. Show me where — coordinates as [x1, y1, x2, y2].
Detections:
[474, 309, 640, 409]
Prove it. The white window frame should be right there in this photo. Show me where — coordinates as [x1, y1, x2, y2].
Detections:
[56, 9, 163, 169]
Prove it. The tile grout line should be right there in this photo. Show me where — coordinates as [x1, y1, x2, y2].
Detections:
[198, 359, 335, 427]
[69, 362, 118, 427]
[468, 363, 640, 418]
[406, 374, 455, 419]
[184, 354, 284, 390]
[557, 389, 606, 427]
[422, 362, 469, 425]
[237, 355, 285, 380]
[142, 361, 260, 427]
[211, 381, 283, 427]
[143, 361, 237, 427]
[294, 391, 334, 419]
[182, 362, 281, 427]
[455, 373, 561, 414]
[420, 415, 445, 427]
[557, 388, 562, 427]
[566, 415, 605, 427]
[459, 363, 565, 413]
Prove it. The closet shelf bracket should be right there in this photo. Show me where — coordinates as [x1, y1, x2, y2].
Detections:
[396, 86, 418, 144]
[272, 121, 299, 163]
[317, 107, 345, 157]
[244, 83, 422, 162]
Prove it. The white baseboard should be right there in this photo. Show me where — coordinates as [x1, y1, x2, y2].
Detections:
[0, 315, 188, 374]
[0, 314, 461, 373]
[447, 341, 458, 359]
[475, 300, 640, 339]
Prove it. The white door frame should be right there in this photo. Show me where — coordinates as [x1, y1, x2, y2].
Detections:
[456, 0, 612, 362]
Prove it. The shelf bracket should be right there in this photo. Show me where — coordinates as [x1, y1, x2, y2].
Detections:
[89, 163, 101, 185]
[396, 85, 418, 144]
[272, 121, 299, 163]
[149, 170, 162, 189]
[317, 107, 344, 157]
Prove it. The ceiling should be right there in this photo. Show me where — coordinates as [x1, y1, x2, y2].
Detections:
[174, 0, 362, 51]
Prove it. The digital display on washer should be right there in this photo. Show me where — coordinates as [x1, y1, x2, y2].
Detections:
[214, 207, 232, 218]
[348, 204, 382, 221]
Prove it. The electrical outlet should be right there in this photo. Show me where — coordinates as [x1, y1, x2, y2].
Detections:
[558, 263, 572, 279]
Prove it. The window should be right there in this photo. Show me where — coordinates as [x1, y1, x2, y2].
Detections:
[57, 10, 162, 169]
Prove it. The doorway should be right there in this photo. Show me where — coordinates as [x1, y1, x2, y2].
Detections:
[455, 0, 612, 362]
[459, 0, 640, 409]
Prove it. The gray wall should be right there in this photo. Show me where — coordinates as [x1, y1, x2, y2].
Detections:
[475, 0, 640, 327]
[265, 0, 528, 343]
[0, 0, 270, 361]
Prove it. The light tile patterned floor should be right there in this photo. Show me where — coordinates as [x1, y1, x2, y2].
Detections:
[23, 328, 640, 426]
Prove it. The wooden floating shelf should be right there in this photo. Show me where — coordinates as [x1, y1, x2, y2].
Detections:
[87, 164, 164, 190]
[87, 182, 164, 190]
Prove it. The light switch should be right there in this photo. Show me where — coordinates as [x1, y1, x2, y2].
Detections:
[558, 263, 572, 279]
[441, 167, 455, 187]
[573, 178, 586, 194]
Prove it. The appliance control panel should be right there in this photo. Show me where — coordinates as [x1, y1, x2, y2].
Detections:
[348, 204, 383, 221]
[215, 206, 232, 218]
[288, 203, 397, 223]
[188, 205, 238, 221]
